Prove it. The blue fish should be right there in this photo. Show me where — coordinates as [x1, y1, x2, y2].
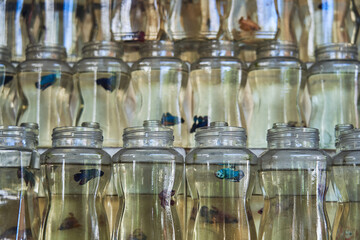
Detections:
[215, 167, 245, 182]
[128, 229, 147, 240]
[318, 2, 329, 10]
[0, 75, 14, 86]
[96, 75, 116, 92]
[17, 167, 35, 187]
[161, 112, 185, 126]
[190, 115, 208, 133]
[35, 73, 58, 90]
[74, 169, 104, 185]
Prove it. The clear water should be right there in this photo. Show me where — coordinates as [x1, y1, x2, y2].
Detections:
[258, 169, 329, 240]
[43, 164, 111, 240]
[0, 73, 16, 125]
[17, 71, 73, 147]
[308, 73, 359, 149]
[186, 164, 257, 240]
[246, 68, 306, 148]
[76, 71, 130, 147]
[131, 69, 188, 148]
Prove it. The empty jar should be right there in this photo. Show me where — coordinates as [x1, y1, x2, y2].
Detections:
[73, 41, 131, 147]
[41, 123, 111, 239]
[0, 125, 41, 239]
[246, 42, 307, 148]
[308, 43, 360, 149]
[186, 121, 257, 240]
[16, 44, 73, 147]
[112, 120, 184, 240]
[258, 124, 331, 239]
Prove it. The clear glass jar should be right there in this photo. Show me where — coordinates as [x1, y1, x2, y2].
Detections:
[335, 124, 354, 153]
[190, 40, 246, 147]
[258, 124, 331, 239]
[307, 43, 360, 149]
[332, 129, 360, 239]
[74, 41, 131, 147]
[16, 44, 73, 147]
[112, 120, 184, 240]
[186, 121, 257, 240]
[41, 124, 111, 240]
[0, 47, 17, 125]
[175, 39, 201, 64]
[0, 125, 41, 239]
[130, 41, 189, 148]
[246, 42, 307, 149]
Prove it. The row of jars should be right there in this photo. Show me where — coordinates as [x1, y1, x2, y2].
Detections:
[0, 40, 358, 149]
[2, 0, 360, 63]
[1, 120, 359, 240]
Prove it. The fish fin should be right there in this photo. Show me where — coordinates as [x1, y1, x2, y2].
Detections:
[79, 178, 87, 185]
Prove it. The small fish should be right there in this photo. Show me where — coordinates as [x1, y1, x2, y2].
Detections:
[35, 73, 58, 90]
[190, 115, 208, 133]
[0, 75, 14, 86]
[0, 227, 32, 239]
[128, 228, 147, 240]
[161, 112, 185, 126]
[73, 169, 104, 185]
[158, 189, 175, 208]
[215, 168, 245, 182]
[257, 208, 263, 215]
[59, 212, 81, 230]
[17, 167, 35, 187]
[200, 206, 238, 224]
[239, 16, 261, 31]
[318, 2, 329, 10]
[96, 75, 117, 92]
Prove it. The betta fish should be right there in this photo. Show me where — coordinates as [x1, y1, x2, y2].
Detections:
[17, 167, 35, 187]
[215, 167, 245, 182]
[239, 16, 261, 31]
[0, 75, 14, 86]
[35, 73, 58, 90]
[59, 213, 81, 230]
[158, 189, 176, 208]
[96, 75, 117, 92]
[318, 2, 329, 10]
[161, 113, 185, 126]
[127, 229, 147, 240]
[0, 227, 32, 239]
[200, 206, 238, 224]
[73, 169, 104, 185]
[190, 115, 208, 133]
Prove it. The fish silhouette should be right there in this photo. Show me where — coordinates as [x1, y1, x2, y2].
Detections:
[74, 169, 104, 185]
[161, 112, 185, 126]
[35, 73, 58, 90]
[215, 167, 245, 182]
[190, 115, 208, 133]
[59, 212, 81, 230]
[17, 167, 35, 187]
[318, 2, 329, 10]
[158, 189, 175, 208]
[0, 75, 14, 86]
[128, 228, 147, 240]
[239, 16, 261, 31]
[0, 227, 32, 239]
[200, 206, 238, 224]
[96, 75, 117, 92]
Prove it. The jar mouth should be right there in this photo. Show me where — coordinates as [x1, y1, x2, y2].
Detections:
[199, 40, 239, 56]
[0, 126, 38, 144]
[267, 127, 319, 142]
[82, 41, 123, 57]
[257, 41, 298, 57]
[339, 129, 360, 142]
[123, 126, 174, 141]
[315, 43, 358, 56]
[195, 126, 247, 139]
[26, 44, 66, 55]
[52, 126, 103, 141]
[140, 41, 178, 57]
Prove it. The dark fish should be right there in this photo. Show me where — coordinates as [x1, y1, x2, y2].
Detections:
[215, 168, 245, 182]
[199, 206, 238, 224]
[0, 75, 14, 86]
[96, 75, 117, 92]
[17, 167, 35, 187]
[137, 31, 146, 42]
[127, 228, 147, 240]
[73, 169, 104, 185]
[59, 212, 81, 230]
[257, 208, 263, 215]
[0, 227, 32, 239]
[35, 73, 58, 90]
[318, 2, 329, 10]
[158, 190, 175, 208]
[190, 115, 208, 133]
[161, 112, 185, 126]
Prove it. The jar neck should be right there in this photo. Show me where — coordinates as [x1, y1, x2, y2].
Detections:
[141, 41, 177, 57]
[339, 131, 360, 151]
[124, 138, 173, 148]
[26, 44, 67, 61]
[0, 47, 11, 62]
[268, 139, 319, 149]
[257, 42, 299, 59]
[52, 138, 103, 148]
[52, 127, 103, 148]
[315, 44, 358, 61]
[199, 41, 238, 57]
[196, 136, 246, 147]
[0, 126, 38, 149]
[82, 42, 123, 58]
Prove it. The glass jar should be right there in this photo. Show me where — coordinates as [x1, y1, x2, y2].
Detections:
[0, 125, 41, 239]
[175, 39, 201, 64]
[186, 121, 257, 239]
[190, 40, 246, 147]
[0, 47, 17, 125]
[16, 44, 73, 147]
[246, 42, 307, 149]
[307, 43, 360, 149]
[130, 41, 189, 148]
[112, 120, 184, 240]
[258, 124, 331, 239]
[332, 129, 360, 239]
[335, 124, 354, 153]
[74, 41, 131, 147]
[41, 123, 111, 240]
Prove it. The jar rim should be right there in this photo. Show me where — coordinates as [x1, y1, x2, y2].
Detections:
[315, 43, 358, 55]
[52, 126, 103, 141]
[82, 41, 123, 55]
